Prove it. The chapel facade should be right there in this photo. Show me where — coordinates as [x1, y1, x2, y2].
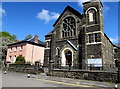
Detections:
[44, 0, 120, 70]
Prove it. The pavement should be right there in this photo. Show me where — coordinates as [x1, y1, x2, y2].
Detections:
[1, 70, 120, 89]
[32, 73, 120, 88]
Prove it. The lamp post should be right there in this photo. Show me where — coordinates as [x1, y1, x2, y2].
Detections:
[90, 55, 94, 71]
[115, 59, 120, 83]
[115, 59, 120, 89]
[49, 59, 54, 76]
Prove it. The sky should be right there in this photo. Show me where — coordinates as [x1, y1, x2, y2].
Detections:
[1, 1, 119, 43]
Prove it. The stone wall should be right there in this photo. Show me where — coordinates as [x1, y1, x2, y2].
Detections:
[51, 70, 118, 83]
[7, 64, 44, 74]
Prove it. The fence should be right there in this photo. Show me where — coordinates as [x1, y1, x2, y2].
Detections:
[48, 63, 119, 83]
[52, 63, 117, 72]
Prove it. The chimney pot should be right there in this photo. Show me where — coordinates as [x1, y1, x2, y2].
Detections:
[34, 35, 38, 43]
[16, 40, 19, 42]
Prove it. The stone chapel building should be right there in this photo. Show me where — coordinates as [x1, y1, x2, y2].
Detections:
[44, 0, 120, 70]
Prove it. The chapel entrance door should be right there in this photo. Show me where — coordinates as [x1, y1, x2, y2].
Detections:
[65, 50, 72, 66]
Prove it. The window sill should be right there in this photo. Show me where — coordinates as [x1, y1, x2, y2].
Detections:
[86, 42, 104, 45]
[19, 50, 22, 52]
[45, 48, 50, 49]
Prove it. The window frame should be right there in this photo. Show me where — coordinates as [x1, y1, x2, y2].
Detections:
[10, 48, 12, 53]
[89, 12, 94, 22]
[19, 46, 23, 51]
[14, 47, 17, 52]
[87, 32, 101, 44]
[62, 16, 76, 38]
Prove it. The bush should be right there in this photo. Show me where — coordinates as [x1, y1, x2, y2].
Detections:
[15, 55, 26, 64]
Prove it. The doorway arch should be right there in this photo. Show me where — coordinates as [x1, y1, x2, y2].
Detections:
[61, 48, 73, 66]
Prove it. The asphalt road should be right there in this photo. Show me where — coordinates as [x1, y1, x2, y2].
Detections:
[1, 71, 115, 89]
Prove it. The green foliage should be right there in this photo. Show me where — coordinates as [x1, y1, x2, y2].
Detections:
[0, 31, 17, 61]
[0, 31, 17, 41]
[26, 61, 31, 64]
[15, 55, 26, 64]
[25, 34, 32, 39]
[12, 35, 17, 41]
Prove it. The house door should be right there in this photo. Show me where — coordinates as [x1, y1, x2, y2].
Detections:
[65, 50, 72, 65]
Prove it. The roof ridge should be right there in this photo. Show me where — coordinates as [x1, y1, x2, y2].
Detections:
[27, 36, 34, 41]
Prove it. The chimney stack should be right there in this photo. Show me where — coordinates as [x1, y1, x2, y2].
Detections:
[16, 40, 19, 42]
[34, 35, 38, 43]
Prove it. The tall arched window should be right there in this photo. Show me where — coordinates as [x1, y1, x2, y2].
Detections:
[56, 47, 60, 56]
[62, 16, 76, 38]
[86, 7, 97, 24]
[88, 10, 96, 23]
[89, 11, 94, 22]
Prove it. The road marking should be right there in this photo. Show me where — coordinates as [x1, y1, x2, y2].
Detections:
[36, 78, 105, 89]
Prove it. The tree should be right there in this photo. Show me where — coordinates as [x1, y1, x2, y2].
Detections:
[15, 55, 26, 64]
[25, 35, 32, 39]
[0, 31, 17, 61]
[12, 35, 17, 41]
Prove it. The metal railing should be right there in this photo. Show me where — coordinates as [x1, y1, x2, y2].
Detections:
[52, 63, 117, 71]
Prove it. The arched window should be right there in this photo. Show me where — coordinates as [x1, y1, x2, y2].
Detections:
[86, 7, 97, 24]
[56, 47, 60, 56]
[88, 11, 94, 22]
[88, 10, 96, 23]
[62, 16, 76, 38]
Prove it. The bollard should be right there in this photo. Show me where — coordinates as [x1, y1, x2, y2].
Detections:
[27, 74, 30, 78]
[4, 71, 6, 74]
[115, 84, 118, 89]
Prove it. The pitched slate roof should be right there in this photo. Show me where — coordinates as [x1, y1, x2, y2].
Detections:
[45, 30, 54, 36]
[114, 43, 120, 48]
[45, 5, 83, 36]
[8, 37, 45, 47]
[104, 33, 120, 48]
[53, 5, 83, 27]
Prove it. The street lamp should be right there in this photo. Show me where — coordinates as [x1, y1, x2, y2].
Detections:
[115, 59, 120, 89]
[90, 55, 94, 71]
[115, 59, 120, 83]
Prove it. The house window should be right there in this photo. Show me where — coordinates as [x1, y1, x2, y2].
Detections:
[14, 56, 16, 63]
[89, 12, 94, 22]
[20, 46, 23, 51]
[9, 48, 12, 53]
[14, 47, 17, 52]
[9, 56, 12, 61]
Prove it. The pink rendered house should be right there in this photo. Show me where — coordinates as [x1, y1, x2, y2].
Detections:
[6, 35, 45, 64]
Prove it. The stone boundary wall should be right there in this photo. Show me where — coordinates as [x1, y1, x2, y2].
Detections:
[7, 67, 44, 74]
[51, 70, 118, 82]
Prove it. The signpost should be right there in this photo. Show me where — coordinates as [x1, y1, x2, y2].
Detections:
[115, 59, 120, 89]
